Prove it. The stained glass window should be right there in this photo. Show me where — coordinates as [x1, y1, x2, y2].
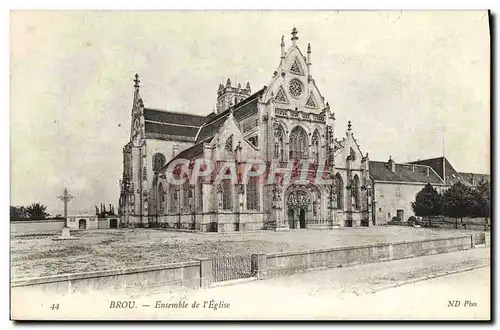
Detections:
[289, 126, 308, 159]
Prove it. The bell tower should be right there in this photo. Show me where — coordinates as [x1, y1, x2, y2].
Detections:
[216, 78, 252, 113]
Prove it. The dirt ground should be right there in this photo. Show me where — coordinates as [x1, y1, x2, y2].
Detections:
[10, 226, 487, 280]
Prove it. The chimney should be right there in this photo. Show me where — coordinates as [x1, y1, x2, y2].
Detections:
[412, 165, 415, 172]
[388, 156, 396, 173]
[427, 167, 430, 177]
[172, 145, 179, 158]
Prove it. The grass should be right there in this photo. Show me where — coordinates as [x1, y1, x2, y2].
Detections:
[10, 226, 486, 280]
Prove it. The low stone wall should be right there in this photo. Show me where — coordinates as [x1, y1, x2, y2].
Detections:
[255, 235, 475, 279]
[11, 219, 65, 234]
[11, 260, 204, 296]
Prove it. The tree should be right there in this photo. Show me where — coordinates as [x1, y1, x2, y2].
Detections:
[10, 206, 27, 220]
[441, 182, 474, 229]
[411, 183, 442, 226]
[470, 180, 490, 225]
[25, 203, 51, 220]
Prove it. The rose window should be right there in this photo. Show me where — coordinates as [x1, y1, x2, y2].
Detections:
[288, 79, 303, 99]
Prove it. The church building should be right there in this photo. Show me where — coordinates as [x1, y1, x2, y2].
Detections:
[118, 28, 372, 231]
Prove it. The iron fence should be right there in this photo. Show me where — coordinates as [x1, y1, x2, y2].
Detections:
[211, 255, 253, 282]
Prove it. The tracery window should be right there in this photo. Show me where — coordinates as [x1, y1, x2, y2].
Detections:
[246, 177, 259, 211]
[222, 179, 233, 210]
[334, 173, 344, 210]
[225, 135, 233, 152]
[152, 153, 166, 171]
[289, 79, 304, 99]
[311, 130, 320, 164]
[273, 123, 285, 161]
[289, 126, 308, 159]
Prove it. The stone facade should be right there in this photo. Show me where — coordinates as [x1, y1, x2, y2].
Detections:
[118, 28, 372, 231]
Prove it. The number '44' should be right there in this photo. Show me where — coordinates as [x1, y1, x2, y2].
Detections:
[50, 304, 59, 310]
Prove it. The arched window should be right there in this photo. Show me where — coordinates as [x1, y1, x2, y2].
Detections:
[222, 179, 232, 210]
[246, 177, 259, 211]
[273, 123, 285, 161]
[349, 147, 356, 162]
[153, 153, 166, 171]
[311, 130, 320, 164]
[334, 173, 344, 210]
[289, 126, 308, 159]
[225, 135, 233, 152]
[352, 175, 361, 210]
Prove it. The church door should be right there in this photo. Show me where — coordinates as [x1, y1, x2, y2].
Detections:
[79, 219, 87, 230]
[299, 209, 306, 228]
[287, 208, 295, 229]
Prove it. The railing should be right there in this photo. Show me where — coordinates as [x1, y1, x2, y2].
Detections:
[211, 255, 253, 282]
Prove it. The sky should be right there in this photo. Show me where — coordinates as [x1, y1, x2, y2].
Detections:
[10, 10, 490, 215]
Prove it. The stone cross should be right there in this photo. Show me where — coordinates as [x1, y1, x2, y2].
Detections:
[58, 188, 74, 227]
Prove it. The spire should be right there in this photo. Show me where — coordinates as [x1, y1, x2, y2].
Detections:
[133, 73, 140, 89]
[347, 120, 352, 132]
[307, 43, 311, 54]
[281, 35, 285, 59]
[246, 81, 251, 91]
[291, 27, 298, 44]
[132, 73, 142, 108]
[226, 78, 231, 88]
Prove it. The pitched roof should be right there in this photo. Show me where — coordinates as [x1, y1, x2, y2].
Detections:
[408, 157, 466, 186]
[369, 161, 444, 184]
[144, 108, 206, 126]
[458, 172, 490, 186]
[142, 88, 264, 143]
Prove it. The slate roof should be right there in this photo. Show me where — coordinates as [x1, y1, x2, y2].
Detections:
[458, 172, 490, 186]
[408, 157, 466, 186]
[369, 161, 444, 184]
[144, 108, 206, 126]
[142, 88, 264, 143]
[145, 122, 200, 139]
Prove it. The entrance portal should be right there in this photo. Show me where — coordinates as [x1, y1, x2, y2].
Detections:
[79, 219, 87, 230]
[299, 208, 306, 228]
[109, 218, 118, 228]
